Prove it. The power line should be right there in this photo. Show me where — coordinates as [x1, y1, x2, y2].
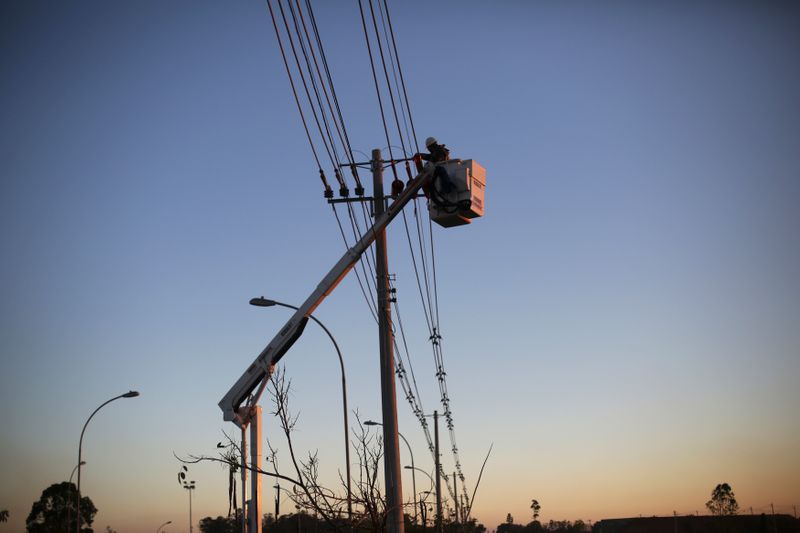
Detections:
[265, 0, 331, 195]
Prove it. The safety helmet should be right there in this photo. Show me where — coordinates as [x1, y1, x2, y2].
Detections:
[425, 136, 438, 148]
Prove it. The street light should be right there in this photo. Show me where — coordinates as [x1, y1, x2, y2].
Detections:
[250, 296, 352, 522]
[183, 481, 196, 533]
[405, 465, 436, 526]
[69, 461, 86, 485]
[364, 420, 417, 525]
[156, 520, 172, 533]
[76, 390, 140, 533]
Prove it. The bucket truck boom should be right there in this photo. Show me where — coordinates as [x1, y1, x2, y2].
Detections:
[219, 164, 434, 427]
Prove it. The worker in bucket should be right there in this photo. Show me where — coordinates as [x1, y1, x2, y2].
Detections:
[421, 136, 450, 163]
[415, 136, 454, 200]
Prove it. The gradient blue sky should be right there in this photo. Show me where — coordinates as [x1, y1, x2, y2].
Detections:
[2, 2, 799, 532]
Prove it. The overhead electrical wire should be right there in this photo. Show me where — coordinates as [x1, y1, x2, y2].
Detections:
[376, 0, 416, 157]
[290, 0, 382, 320]
[269, 0, 381, 319]
[276, 0, 337, 171]
[268, 0, 472, 514]
[265, 0, 330, 195]
[354, 0, 471, 510]
[356, 0, 398, 179]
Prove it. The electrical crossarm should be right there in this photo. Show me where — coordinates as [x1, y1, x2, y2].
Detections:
[219, 164, 434, 428]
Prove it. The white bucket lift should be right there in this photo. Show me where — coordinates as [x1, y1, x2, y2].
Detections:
[428, 159, 486, 227]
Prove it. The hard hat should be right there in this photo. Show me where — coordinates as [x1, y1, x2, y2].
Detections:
[425, 136, 438, 148]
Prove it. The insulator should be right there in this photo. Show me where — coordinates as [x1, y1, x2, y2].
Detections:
[335, 168, 349, 197]
[391, 178, 405, 196]
[350, 165, 365, 196]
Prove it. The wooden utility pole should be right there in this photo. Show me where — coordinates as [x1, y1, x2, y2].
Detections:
[435, 411, 442, 533]
[373, 148, 404, 533]
[454, 471, 459, 525]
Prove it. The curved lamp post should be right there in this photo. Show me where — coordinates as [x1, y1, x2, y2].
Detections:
[250, 296, 352, 522]
[365, 420, 417, 524]
[76, 391, 139, 533]
[156, 520, 172, 533]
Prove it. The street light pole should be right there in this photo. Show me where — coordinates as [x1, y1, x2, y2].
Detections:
[183, 481, 196, 533]
[365, 420, 417, 525]
[156, 520, 172, 533]
[76, 390, 139, 533]
[250, 297, 352, 522]
[67, 461, 85, 532]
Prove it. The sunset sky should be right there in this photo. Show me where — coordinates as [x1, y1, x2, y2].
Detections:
[1, 2, 799, 532]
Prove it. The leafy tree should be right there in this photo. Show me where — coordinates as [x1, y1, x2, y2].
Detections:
[497, 514, 525, 533]
[0, 509, 9, 522]
[199, 515, 239, 533]
[531, 499, 541, 521]
[26, 482, 97, 533]
[705, 482, 739, 516]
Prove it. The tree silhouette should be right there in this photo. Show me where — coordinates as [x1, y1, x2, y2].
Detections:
[705, 482, 739, 516]
[0, 509, 9, 522]
[530, 500, 540, 521]
[26, 482, 97, 532]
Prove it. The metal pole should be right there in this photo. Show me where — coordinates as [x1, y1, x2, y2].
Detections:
[242, 426, 248, 533]
[402, 436, 417, 526]
[275, 484, 281, 519]
[183, 482, 196, 533]
[67, 461, 84, 532]
[189, 486, 194, 533]
[370, 421, 417, 526]
[76, 391, 139, 533]
[251, 299, 352, 522]
[434, 411, 442, 533]
[250, 406, 263, 533]
[771, 503, 777, 533]
[373, 148, 404, 533]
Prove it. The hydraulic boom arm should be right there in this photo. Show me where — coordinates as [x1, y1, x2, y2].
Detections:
[219, 164, 433, 427]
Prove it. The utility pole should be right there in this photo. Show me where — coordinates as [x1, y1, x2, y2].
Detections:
[454, 471, 459, 526]
[771, 503, 777, 533]
[434, 410, 442, 533]
[275, 484, 280, 520]
[373, 148, 404, 533]
[250, 406, 263, 533]
[241, 426, 248, 533]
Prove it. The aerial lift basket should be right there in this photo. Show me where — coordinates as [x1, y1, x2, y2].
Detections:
[428, 159, 486, 227]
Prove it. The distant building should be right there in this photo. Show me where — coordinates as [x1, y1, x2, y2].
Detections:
[593, 514, 800, 533]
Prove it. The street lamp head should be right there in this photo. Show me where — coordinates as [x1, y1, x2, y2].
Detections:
[364, 420, 379, 426]
[250, 297, 277, 307]
[122, 390, 140, 398]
